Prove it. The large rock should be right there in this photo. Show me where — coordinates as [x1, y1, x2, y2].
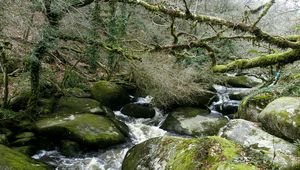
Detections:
[91, 80, 130, 110]
[11, 132, 36, 147]
[237, 92, 275, 122]
[54, 97, 101, 115]
[62, 88, 92, 98]
[121, 103, 155, 118]
[227, 75, 263, 88]
[122, 136, 257, 170]
[161, 107, 228, 136]
[36, 113, 126, 148]
[219, 119, 300, 168]
[0, 144, 49, 170]
[258, 97, 300, 141]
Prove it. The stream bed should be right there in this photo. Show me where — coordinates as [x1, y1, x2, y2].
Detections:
[32, 85, 251, 170]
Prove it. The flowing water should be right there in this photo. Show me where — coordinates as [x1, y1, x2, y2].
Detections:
[32, 96, 168, 170]
[33, 86, 249, 169]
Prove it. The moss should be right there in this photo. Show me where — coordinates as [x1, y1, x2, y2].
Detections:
[173, 107, 209, 118]
[59, 140, 80, 157]
[36, 114, 126, 148]
[91, 80, 130, 110]
[236, 92, 275, 122]
[210, 162, 257, 170]
[0, 144, 49, 169]
[121, 104, 155, 118]
[213, 50, 300, 73]
[54, 97, 100, 115]
[123, 136, 243, 170]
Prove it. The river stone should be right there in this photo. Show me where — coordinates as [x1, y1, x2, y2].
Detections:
[59, 140, 80, 157]
[54, 97, 101, 115]
[122, 136, 257, 170]
[258, 97, 300, 141]
[237, 92, 275, 122]
[161, 107, 228, 136]
[121, 103, 155, 118]
[35, 113, 126, 148]
[219, 119, 300, 168]
[91, 80, 130, 110]
[227, 75, 263, 88]
[0, 144, 49, 170]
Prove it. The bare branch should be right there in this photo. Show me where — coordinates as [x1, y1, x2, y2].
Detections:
[252, 0, 275, 27]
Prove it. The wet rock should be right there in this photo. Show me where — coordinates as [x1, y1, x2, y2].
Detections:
[237, 92, 275, 122]
[227, 75, 263, 88]
[0, 144, 49, 169]
[219, 119, 300, 168]
[11, 132, 36, 147]
[122, 136, 257, 170]
[54, 97, 101, 115]
[214, 101, 239, 115]
[13, 145, 36, 156]
[258, 97, 300, 141]
[161, 107, 228, 136]
[121, 103, 155, 118]
[59, 140, 80, 157]
[36, 113, 126, 148]
[91, 80, 130, 110]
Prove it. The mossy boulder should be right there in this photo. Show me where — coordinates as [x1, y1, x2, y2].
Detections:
[258, 97, 300, 141]
[91, 81, 130, 110]
[121, 103, 155, 118]
[35, 113, 126, 148]
[161, 107, 228, 136]
[237, 92, 275, 122]
[59, 140, 80, 157]
[11, 132, 36, 147]
[13, 145, 36, 156]
[54, 97, 101, 115]
[122, 136, 258, 170]
[219, 119, 300, 168]
[9, 91, 31, 112]
[37, 98, 55, 115]
[0, 144, 49, 169]
[227, 75, 263, 88]
[62, 88, 92, 98]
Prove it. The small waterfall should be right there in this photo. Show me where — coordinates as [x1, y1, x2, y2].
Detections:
[32, 96, 168, 170]
[211, 85, 251, 117]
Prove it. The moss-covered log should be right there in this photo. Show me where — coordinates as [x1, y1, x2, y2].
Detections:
[212, 50, 300, 72]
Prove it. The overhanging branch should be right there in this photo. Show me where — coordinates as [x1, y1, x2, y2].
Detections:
[212, 50, 300, 72]
[120, 0, 300, 49]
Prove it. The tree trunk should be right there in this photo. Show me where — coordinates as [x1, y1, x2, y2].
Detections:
[0, 48, 8, 108]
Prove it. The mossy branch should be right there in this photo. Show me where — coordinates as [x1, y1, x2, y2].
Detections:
[212, 50, 300, 72]
[58, 33, 141, 61]
[120, 0, 300, 49]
